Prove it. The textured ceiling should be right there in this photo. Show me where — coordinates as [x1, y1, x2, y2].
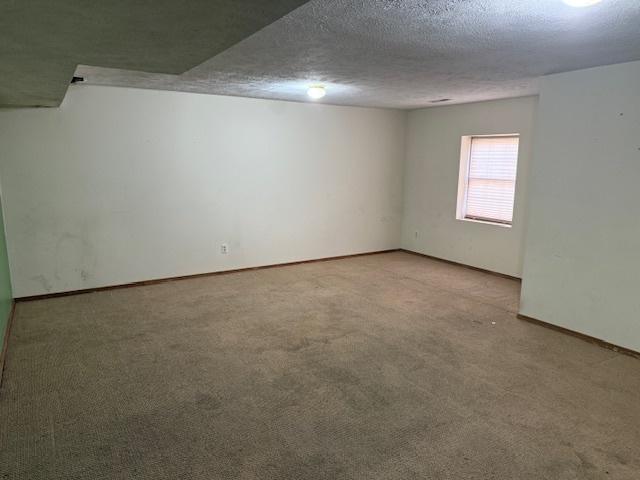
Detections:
[0, 0, 310, 107]
[77, 0, 640, 109]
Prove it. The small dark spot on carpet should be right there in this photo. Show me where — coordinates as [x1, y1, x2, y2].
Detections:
[317, 366, 361, 386]
[272, 374, 300, 391]
[611, 452, 629, 465]
[195, 392, 221, 410]
[575, 451, 597, 470]
[286, 337, 312, 351]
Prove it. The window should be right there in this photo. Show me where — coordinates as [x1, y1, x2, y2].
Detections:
[456, 134, 520, 226]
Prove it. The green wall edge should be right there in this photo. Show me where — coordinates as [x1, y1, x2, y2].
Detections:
[0, 195, 13, 348]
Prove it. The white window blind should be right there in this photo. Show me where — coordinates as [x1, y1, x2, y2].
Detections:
[464, 136, 519, 224]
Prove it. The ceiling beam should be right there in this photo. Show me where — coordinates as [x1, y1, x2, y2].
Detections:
[0, 0, 311, 107]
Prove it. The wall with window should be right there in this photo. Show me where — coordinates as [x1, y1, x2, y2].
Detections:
[401, 96, 538, 278]
[520, 61, 640, 352]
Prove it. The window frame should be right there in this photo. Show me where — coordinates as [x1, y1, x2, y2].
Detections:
[456, 133, 520, 228]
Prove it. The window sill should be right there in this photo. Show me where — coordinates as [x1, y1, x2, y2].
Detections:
[457, 217, 512, 228]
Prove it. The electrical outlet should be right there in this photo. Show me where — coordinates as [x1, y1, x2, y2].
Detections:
[220, 243, 229, 255]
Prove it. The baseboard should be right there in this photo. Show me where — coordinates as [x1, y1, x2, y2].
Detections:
[16, 249, 402, 302]
[399, 249, 521, 281]
[517, 313, 640, 360]
[0, 301, 17, 389]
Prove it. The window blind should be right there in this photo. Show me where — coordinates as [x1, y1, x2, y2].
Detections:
[465, 136, 519, 224]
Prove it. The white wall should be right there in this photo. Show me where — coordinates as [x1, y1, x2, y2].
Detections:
[0, 86, 406, 297]
[2, 64, 638, 351]
[520, 61, 640, 352]
[401, 97, 538, 278]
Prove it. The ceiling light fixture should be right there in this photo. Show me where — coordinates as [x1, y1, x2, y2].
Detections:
[562, 0, 602, 7]
[307, 85, 326, 100]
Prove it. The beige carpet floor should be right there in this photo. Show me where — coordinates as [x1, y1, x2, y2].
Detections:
[0, 251, 638, 479]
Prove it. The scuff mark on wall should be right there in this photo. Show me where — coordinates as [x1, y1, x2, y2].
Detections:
[31, 274, 53, 293]
[54, 227, 97, 289]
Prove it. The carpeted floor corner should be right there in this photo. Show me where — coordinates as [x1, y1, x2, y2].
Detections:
[1, 252, 638, 479]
